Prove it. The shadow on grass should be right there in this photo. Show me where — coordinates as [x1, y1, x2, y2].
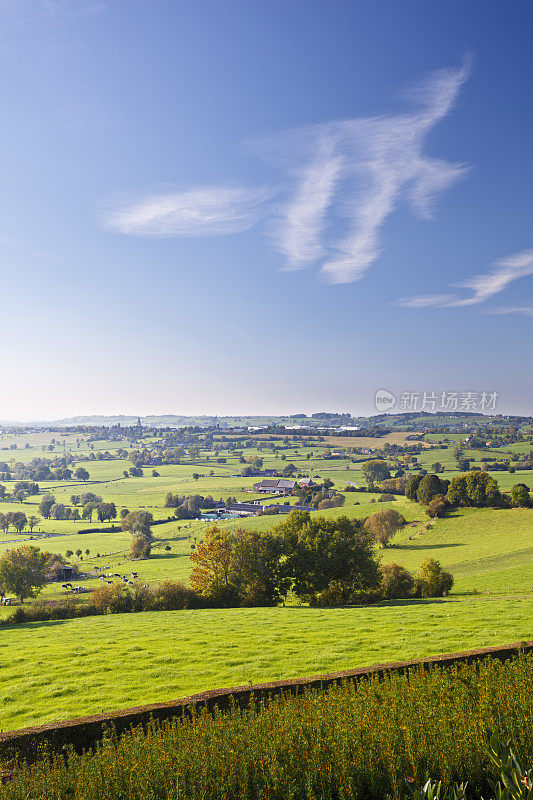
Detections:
[375, 597, 459, 608]
[396, 542, 462, 551]
[284, 597, 458, 611]
[2, 619, 69, 631]
[147, 551, 190, 561]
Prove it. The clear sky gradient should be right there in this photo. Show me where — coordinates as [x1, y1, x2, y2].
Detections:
[0, 0, 531, 420]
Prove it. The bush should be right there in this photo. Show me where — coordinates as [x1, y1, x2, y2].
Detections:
[415, 557, 454, 597]
[130, 537, 151, 559]
[379, 477, 407, 495]
[311, 580, 381, 607]
[2, 599, 98, 625]
[378, 493, 395, 502]
[148, 580, 204, 611]
[92, 583, 133, 614]
[379, 563, 415, 599]
[317, 494, 345, 510]
[427, 496, 447, 518]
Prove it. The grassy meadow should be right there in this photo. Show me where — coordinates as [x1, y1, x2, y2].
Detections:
[0, 596, 531, 731]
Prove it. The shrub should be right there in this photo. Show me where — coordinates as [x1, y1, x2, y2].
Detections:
[378, 493, 395, 502]
[427, 496, 447, 518]
[379, 563, 415, 599]
[379, 477, 407, 495]
[415, 557, 454, 597]
[149, 580, 204, 611]
[311, 580, 381, 607]
[2, 599, 98, 625]
[317, 494, 345, 510]
[130, 537, 151, 559]
[92, 583, 133, 614]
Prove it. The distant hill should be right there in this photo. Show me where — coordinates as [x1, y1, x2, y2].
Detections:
[2, 410, 529, 431]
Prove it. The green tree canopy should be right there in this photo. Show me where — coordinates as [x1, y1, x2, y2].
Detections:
[273, 511, 380, 605]
[122, 510, 154, 540]
[38, 494, 56, 519]
[446, 471, 501, 508]
[361, 460, 391, 489]
[416, 474, 450, 505]
[415, 557, 454, 597]
[0, 545, 50, 602]
[510, 483, 531, 508]
[364, 508, 406, 548]
[190, 526, 283, 606]
[405, 474, 424, 500]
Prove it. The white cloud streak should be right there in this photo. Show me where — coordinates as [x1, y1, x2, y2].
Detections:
[486, 306, 533, 317]
[395, 249, 533, 309]
[396, 293, 456, 309]
[280, 144, 344, 269]
[251, 61, 470, 283]
[102, 186, 269, 238]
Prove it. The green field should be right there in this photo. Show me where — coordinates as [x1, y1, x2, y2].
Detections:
[0, 595, 531, 731]
[381, 506, 533, 593]
[0, 427, 532, 731]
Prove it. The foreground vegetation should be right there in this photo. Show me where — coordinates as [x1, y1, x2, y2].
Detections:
[1, 653, 531, 800]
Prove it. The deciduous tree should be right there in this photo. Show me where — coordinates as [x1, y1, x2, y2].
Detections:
[361, 460, 391, 489]
[510, 483, 531, 508]
[0, 545, 49, 603]
[364, 508, 405, 548]
[415, 557, 454, 597]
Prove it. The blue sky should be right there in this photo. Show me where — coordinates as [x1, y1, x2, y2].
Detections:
[0, 0, 531, 419]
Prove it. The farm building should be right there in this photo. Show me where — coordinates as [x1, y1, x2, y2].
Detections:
[50, 564, 76, 581]
[253, 478, 297, 495]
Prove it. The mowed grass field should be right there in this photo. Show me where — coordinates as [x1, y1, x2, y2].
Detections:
[0, 595, 531, 732]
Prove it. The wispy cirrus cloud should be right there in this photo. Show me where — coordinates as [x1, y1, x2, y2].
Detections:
[102, 186, 270, 238]
[103, 63, 470, 283]
[250, 60, 470, 283]
[395, 249, 533, 309]
[485, 306, 533, 317]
